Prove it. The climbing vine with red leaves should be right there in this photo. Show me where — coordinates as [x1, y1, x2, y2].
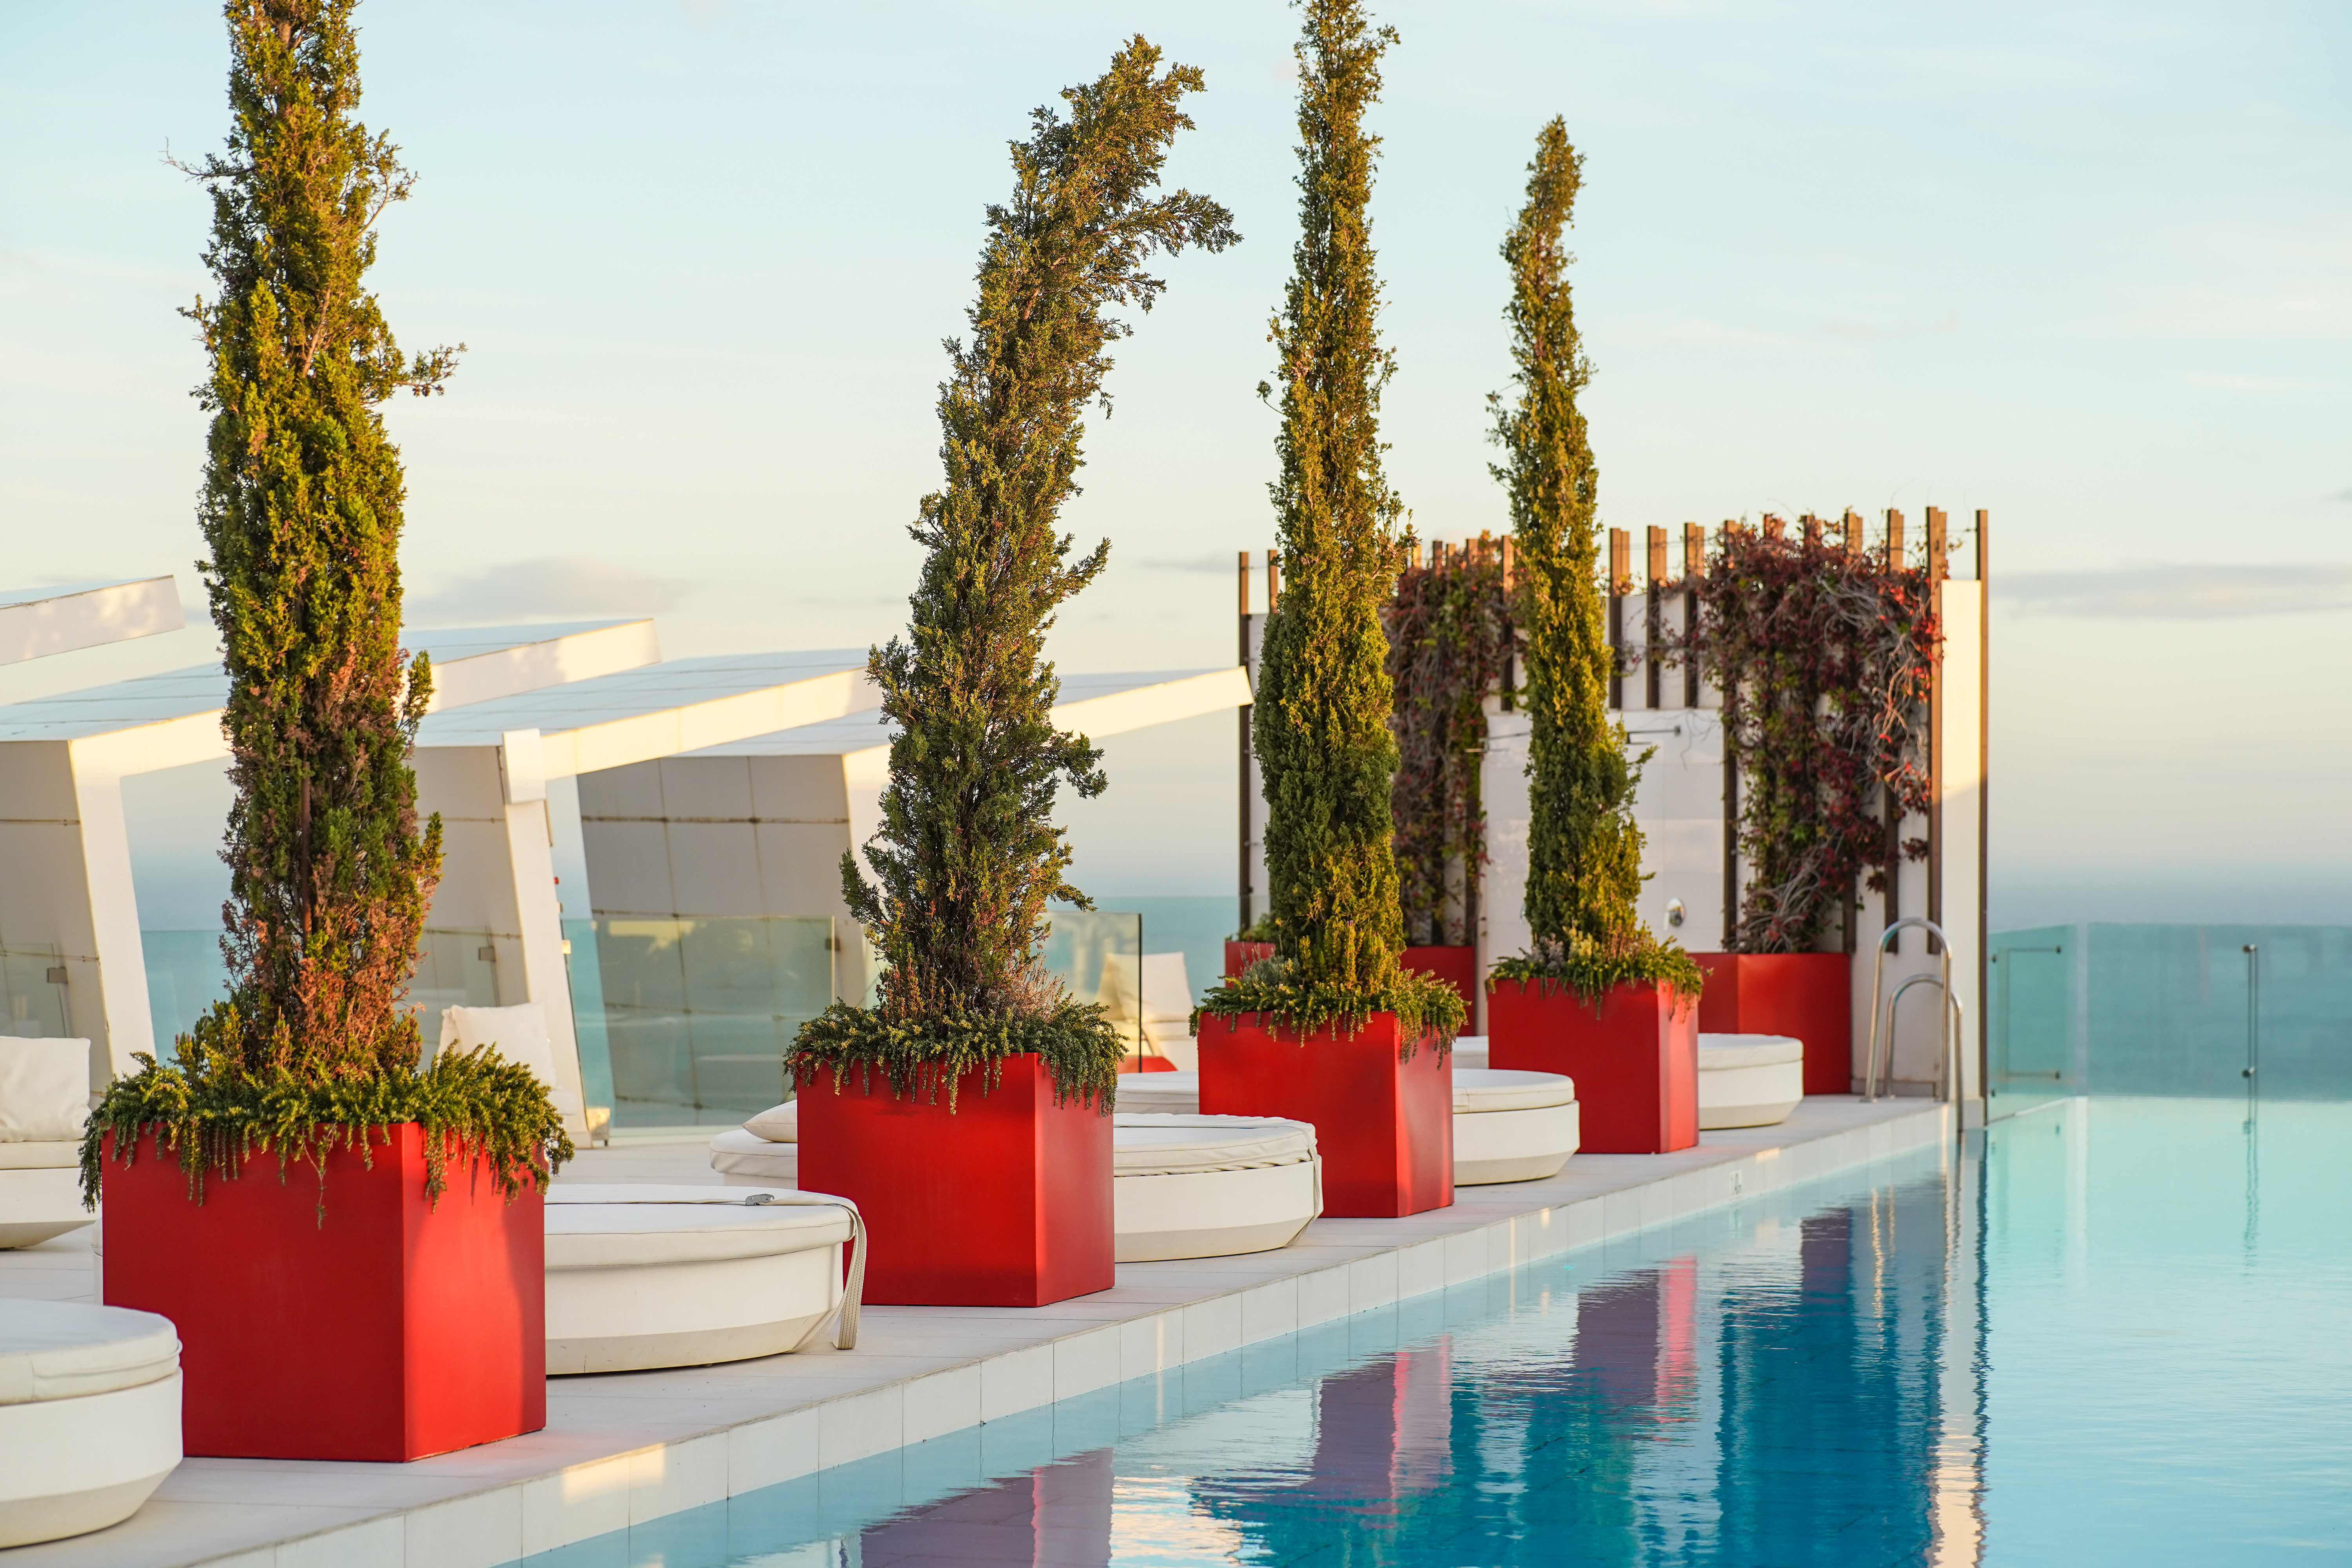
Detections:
[1383, 541, 1514, 947]
[1693, 526, 1941, 954]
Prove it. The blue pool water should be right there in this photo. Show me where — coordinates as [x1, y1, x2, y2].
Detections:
[521, 1099, 2352, 1566]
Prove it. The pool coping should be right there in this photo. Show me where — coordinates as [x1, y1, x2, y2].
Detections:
[0, 1095, 1950, 1567]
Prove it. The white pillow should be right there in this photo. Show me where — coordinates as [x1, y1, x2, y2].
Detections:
[0, 1037, 91, 1142]
[742, 1100, 799, 1143]
[436, 1005, 580, 1118]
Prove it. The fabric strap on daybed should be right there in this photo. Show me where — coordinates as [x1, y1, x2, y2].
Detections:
[544, 1186, 865, 1351]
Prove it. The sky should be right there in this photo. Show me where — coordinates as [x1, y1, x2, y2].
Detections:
[3, 0, 2348, 929]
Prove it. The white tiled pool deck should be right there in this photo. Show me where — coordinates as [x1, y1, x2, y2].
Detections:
[0, 1094, 1948, 1568]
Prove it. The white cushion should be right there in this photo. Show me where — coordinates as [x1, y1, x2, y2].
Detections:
[1111, 1113, 1315, 1176]
[0, 1301, 178, 1405]
[1699, 1033, 1804, 1069]
[1450, 1036, 1490, 1070]
[1096, 953, 1196, 1025]
[711, 1128, 798, 1183]
[0, 1142, 78, 1172]
[436, 1004, 582, 1119]
[1113, 1070, 1200, 1114]
[742, 1101, 799, 1142]
[0, 1040, 89, 1143]
[544, 1184, 853, 1269]
[1454, 1067, 1575, 1113]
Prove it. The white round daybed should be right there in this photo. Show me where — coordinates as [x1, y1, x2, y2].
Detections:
[0, 1036, 98, 1250]
[0, 1300, 181, 1548]
[1112, 1063, 1582, 1187]
[711, 1102, 1323, 1263]
[1452, 1069, 1581, 1185]
[1698, 1034, 1804, 1129]
[544, 1185, 861, 1375]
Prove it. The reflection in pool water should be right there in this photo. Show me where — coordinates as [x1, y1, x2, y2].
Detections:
[520, 1098, 2352, 1566]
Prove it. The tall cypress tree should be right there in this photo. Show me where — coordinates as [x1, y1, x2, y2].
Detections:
[88, 0, 564, 1203]
[1490, 121, 1696, 997]
[187, 0, 456, 1082]
[797, 39, 1236, 1103]
[1205, 0, 1458, 1041]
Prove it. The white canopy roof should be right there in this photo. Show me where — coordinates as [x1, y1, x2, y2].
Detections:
[0, 578, 183, 666]
[415, 649, 880, 779]
[685, 666, 1250, 758]
[0, 619, 660, 772]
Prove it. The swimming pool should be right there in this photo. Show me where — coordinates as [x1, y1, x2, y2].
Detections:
[515, 1098, 2351, 1566]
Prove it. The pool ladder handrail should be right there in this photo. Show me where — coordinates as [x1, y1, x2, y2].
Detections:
[1864, 917, 1965, 1107]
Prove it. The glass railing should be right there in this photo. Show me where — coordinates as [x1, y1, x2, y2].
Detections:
[1987, 923, 2352, 1113]
[0, 942, 74, 1040]
[579, 915, 840, 1131]
[1094, 894, 1240, 1006]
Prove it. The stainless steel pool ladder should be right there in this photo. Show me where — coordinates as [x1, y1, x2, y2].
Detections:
[1864, 916, 1965, 1107]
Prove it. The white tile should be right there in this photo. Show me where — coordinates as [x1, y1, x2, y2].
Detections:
[403, 1487, 521, 1568]
[522, 1454, 631, 1557]
[1348, 1251, 1399, 1312]
[1238, 1278, 1298, 1343]
[816, 1387, 903, 1471]
[1637, 1178, 1675, 1232]
[198, 1552, 274, 1568]
[1118, 1310, 1180, 1379]
[1051, 1325, 1121, 1401]
[1442, 1229, 1487, 1286]
[629, 1432, 728, 1525]
[1600, 1187, 1642, 1238]
[277, 1515, 403, 1568]
[1563, 1199, 1603, 1251]
[979, 1343, 1054, 1421]
[1667, 1171, 1711, 1219]
[901, 1365, 983, 1446]
[1181, 1293, 1242, 1361]
[729, 1407, 821, 1493]
[1296, 1265, 1350, 1330]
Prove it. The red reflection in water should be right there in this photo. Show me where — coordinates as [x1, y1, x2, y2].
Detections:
[1299, 1342, 1455, 1510]
[860, 1445, 1113, 1567]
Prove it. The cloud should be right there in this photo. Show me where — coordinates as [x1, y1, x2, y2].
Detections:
[407, 557, 690, 626]
[1815, 311, 1958, 341]
[2330, 489, 2352, 505]
[1130, 553, 1243, 574]
[2002, 564, 2352, 620]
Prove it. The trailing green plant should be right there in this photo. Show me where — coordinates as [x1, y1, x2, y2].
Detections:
[795, 40, 1236, 1109]
[1208, 0, 1431, 1038]
[1693, 520, 1941, 953]
[1488, 119, 1699, 1005]
[87, 0, 566, 1208]
[1191, 956, 1465, 1055]
[81, 1027, 571, 1214]
[1383, 537, 1513, 947]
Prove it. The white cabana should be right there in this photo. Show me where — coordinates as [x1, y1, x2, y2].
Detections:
[0, 620, 660, 1097]
[411, 650, 884, 1138]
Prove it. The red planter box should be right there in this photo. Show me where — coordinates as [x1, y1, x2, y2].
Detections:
[1401, 946, 1477, 1011]
[1487, 980, 1699, 1153]
[100, 1124, 544, 1461]
[1693, 952, 1853, 1096]
[1196, 1011, 1452, 1218]
[1223, 939, 1276, 978]
[796, 1053, 1113, 1307]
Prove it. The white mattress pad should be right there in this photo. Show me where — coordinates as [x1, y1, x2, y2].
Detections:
[1698, 1033, 1804, 1069]
[1111, 1071, 1200, 1114]
[1454, 1067, 1576, 1113]
[1111, 1114, 1316, 1176]
[545, 1183, 854, 1269]
[0, 1300, 179, 1405]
